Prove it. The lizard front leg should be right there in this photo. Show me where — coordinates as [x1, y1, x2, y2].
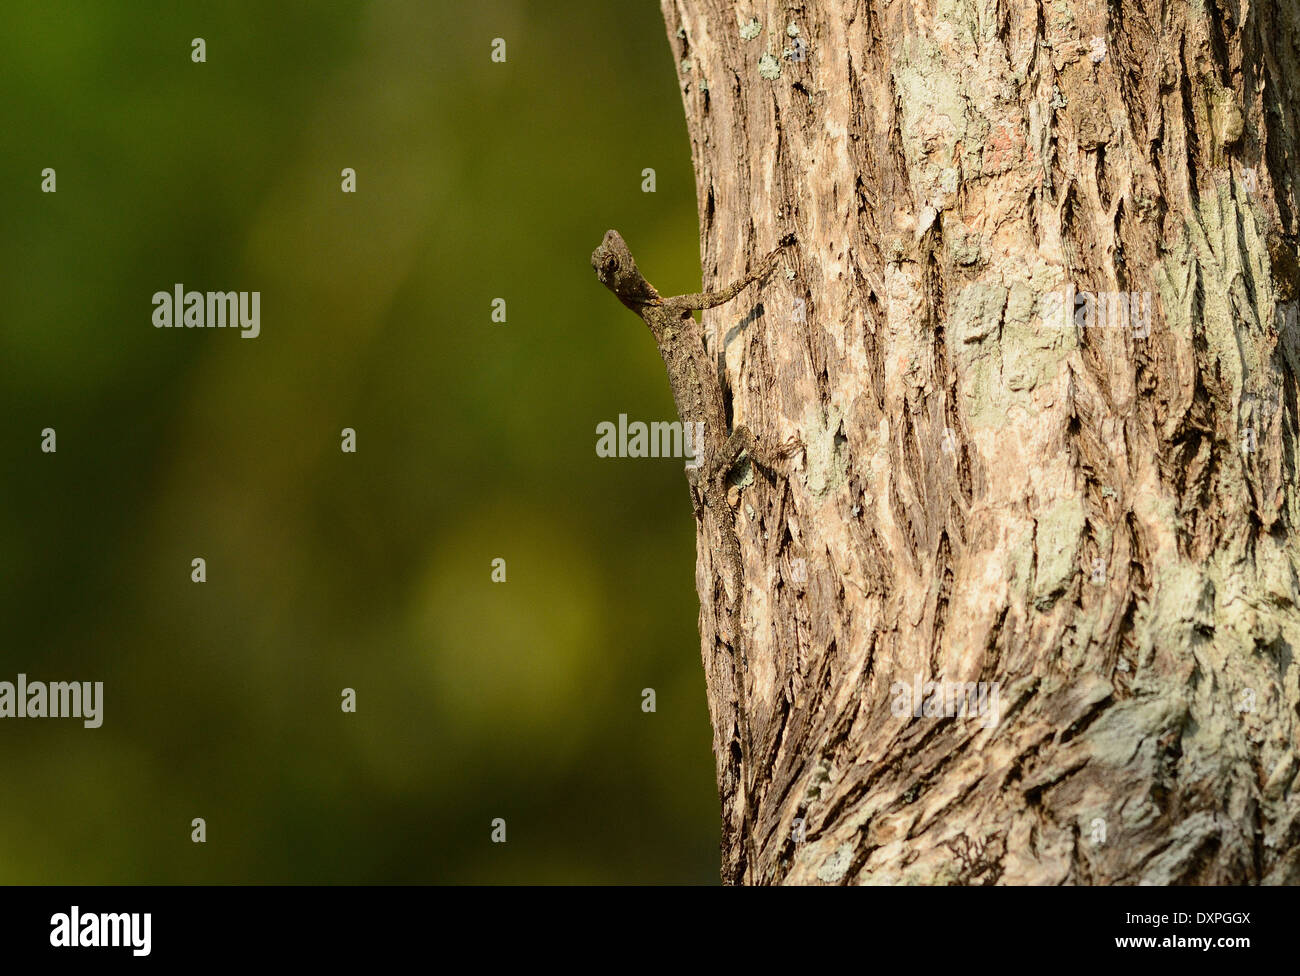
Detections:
[667, 234, 795, 313]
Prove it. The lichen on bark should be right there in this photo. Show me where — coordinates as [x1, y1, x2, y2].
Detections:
[661, 0, 1300, 885]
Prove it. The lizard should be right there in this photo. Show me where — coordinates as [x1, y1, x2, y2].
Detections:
[591, 228, 795, 880]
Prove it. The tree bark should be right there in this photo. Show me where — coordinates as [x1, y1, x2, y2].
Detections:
[659, 0, 1300, 884]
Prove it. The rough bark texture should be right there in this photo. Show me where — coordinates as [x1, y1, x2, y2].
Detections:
[660, 0, 1300, 885]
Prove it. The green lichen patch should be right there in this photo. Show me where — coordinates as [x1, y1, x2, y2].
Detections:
[816, 842, 854, 882]
[891, 35, 988, 206]
[949, 281, 1007, 345]
[946, 263, 1077, 431]
[1032, 496, 1086, 608]
[802, 404, 849, 498]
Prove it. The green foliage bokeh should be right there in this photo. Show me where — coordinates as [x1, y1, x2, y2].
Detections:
[0, 1, 720, 882]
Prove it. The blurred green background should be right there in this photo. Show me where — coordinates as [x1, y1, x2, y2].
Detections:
[0, 1, 722, 883]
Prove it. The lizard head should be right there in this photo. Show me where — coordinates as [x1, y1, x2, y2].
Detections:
[592, 230, 661, 310]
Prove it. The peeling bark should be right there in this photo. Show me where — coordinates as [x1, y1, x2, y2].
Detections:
[660, 0, 1300, 885]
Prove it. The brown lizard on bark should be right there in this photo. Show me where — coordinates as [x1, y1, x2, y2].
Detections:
[591, 229, 794, 881]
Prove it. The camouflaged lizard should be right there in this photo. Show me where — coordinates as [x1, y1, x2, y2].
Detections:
[591, 229, 794, 871]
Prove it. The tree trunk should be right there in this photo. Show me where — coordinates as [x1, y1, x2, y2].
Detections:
[658, 0, 1300, 885]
